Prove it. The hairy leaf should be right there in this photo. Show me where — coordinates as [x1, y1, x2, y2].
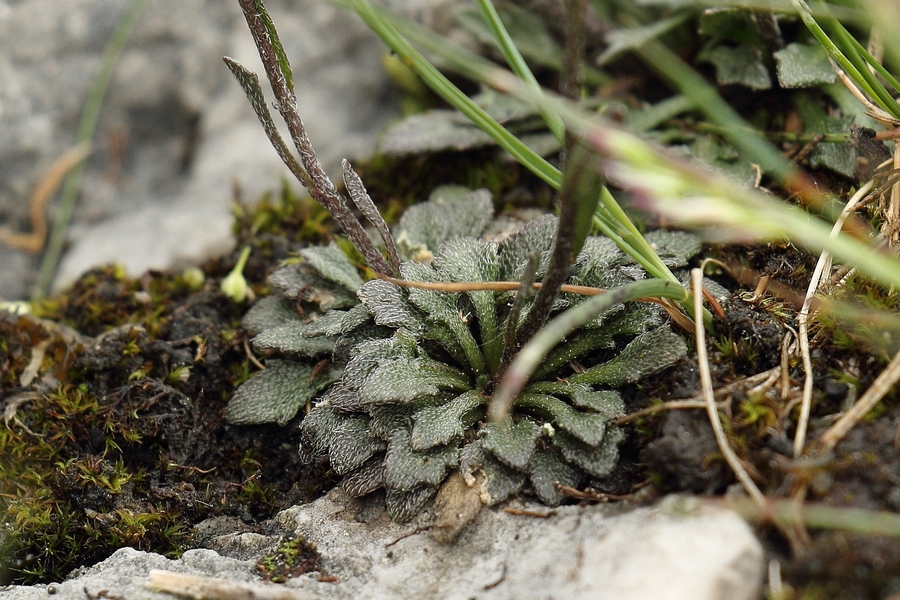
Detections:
[517, 394, 610, 446]
[411, 390, 485, 451]
[359, 358, 471, 405]
[329, 416, 387, 475]
[299, 401, 343, 463]
[697, 44, 771, 90]
[529, 446, 582, 506]
[433, 238, 502, 366]
[225, 359, 336, 425]
[358, 279, 424, 331]
[300, 242, 364, 293]
[386, 486, 437, 522]
[333, 322, 394, 364]
[324, 381, 363, 414]
[498, 214, 557, 281]
[394, 187, 494, 261]
[525, 382, 624, 419]
[342, 457, 386, 497]
[269, 263, 358, 310]
[481, 419, 540, 469]
[480, 454, 526, 505]
[384, 430, 459, 492]
[554, 428, 625, 479]
[401, 261, 487, 376]
[380, 110, 495, 156]
[251, 323, 336, 356]
[343, 330, 419, 390]
[570, 326, 687, 386]
[241, 295, 299, 337]
[643, 230, 702, 268]
[369, 404, 415, 440]
[774, 42, 836, 89]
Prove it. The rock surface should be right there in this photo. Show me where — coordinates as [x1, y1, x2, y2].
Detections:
[1, 492, 765, 600]
[0, 0, 403, 299]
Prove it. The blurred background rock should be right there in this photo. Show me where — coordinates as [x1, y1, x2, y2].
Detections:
[0, 0, 456, 299]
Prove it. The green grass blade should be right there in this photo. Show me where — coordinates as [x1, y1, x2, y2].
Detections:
[474, 0, 566, 142]
[814, 3, 900, 117]
[840, 29, 900, 97]
[349, 1, 694, 311]
[791, 0, 900, 119]
[635, 38, 800, 184]
[564, 142, 603, 260]
[351, 0, 562, 189]
[490, 278, 688, 421]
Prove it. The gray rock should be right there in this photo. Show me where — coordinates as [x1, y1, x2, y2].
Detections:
[0, 493, 764, 600]
[0, 0, 403, 299]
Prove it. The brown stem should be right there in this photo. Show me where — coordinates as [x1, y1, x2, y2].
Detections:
[236, 0, 393, 276]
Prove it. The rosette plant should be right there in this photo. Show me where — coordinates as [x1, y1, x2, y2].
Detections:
[223, 0, 697, 525]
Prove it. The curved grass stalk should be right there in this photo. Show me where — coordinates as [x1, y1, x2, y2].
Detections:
[489, 278, 688, 422]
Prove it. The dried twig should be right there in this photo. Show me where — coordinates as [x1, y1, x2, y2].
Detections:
[0, 143, 90, 254]
[615, 399, 709, 425]
[692, 268, 766, 507]
[820, 347, 900, 451]
[794, 180, 875, 457]
[616, 367, 781, 425]
[146, 570, 316, 600]
[831, 59, 900, 127]
[889, 144, 900, 246]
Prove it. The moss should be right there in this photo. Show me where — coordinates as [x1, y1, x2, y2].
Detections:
[0, 249, 331, 585]
[256, 535, 324, 583]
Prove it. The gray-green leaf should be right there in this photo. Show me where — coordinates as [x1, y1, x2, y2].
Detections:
[517, 394, 610, 446]
[300, 242, 364, 293]
[774, 43, 836, 89]
[482, 419, 540, 469]
[241, 295, 299, 337]
[570, 326, 687, 387]
[644, 230, 702, 268]
[358, 279, 423, 331]
[342, 458, 385, 497]
[359, 358, 471, 405]
[554, 428, 625, 479]
[525, 382, 624, 419]
[697, 44, 771, 90]
[498, 215, 557, 281]
[269, 263, 358, 310]
[480, 454, 526, 505]
[251, 323, 336, 356]
[386, 486, 437, 522]
[226, 359, 336, 426]
[380, 111, 495, 156]
[395, 187, 494, 262]
[529, 446, 582, 506]
[384, 430, 459, 492]
[329, 416, 387, 475]
[411, 390, 485, 451]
